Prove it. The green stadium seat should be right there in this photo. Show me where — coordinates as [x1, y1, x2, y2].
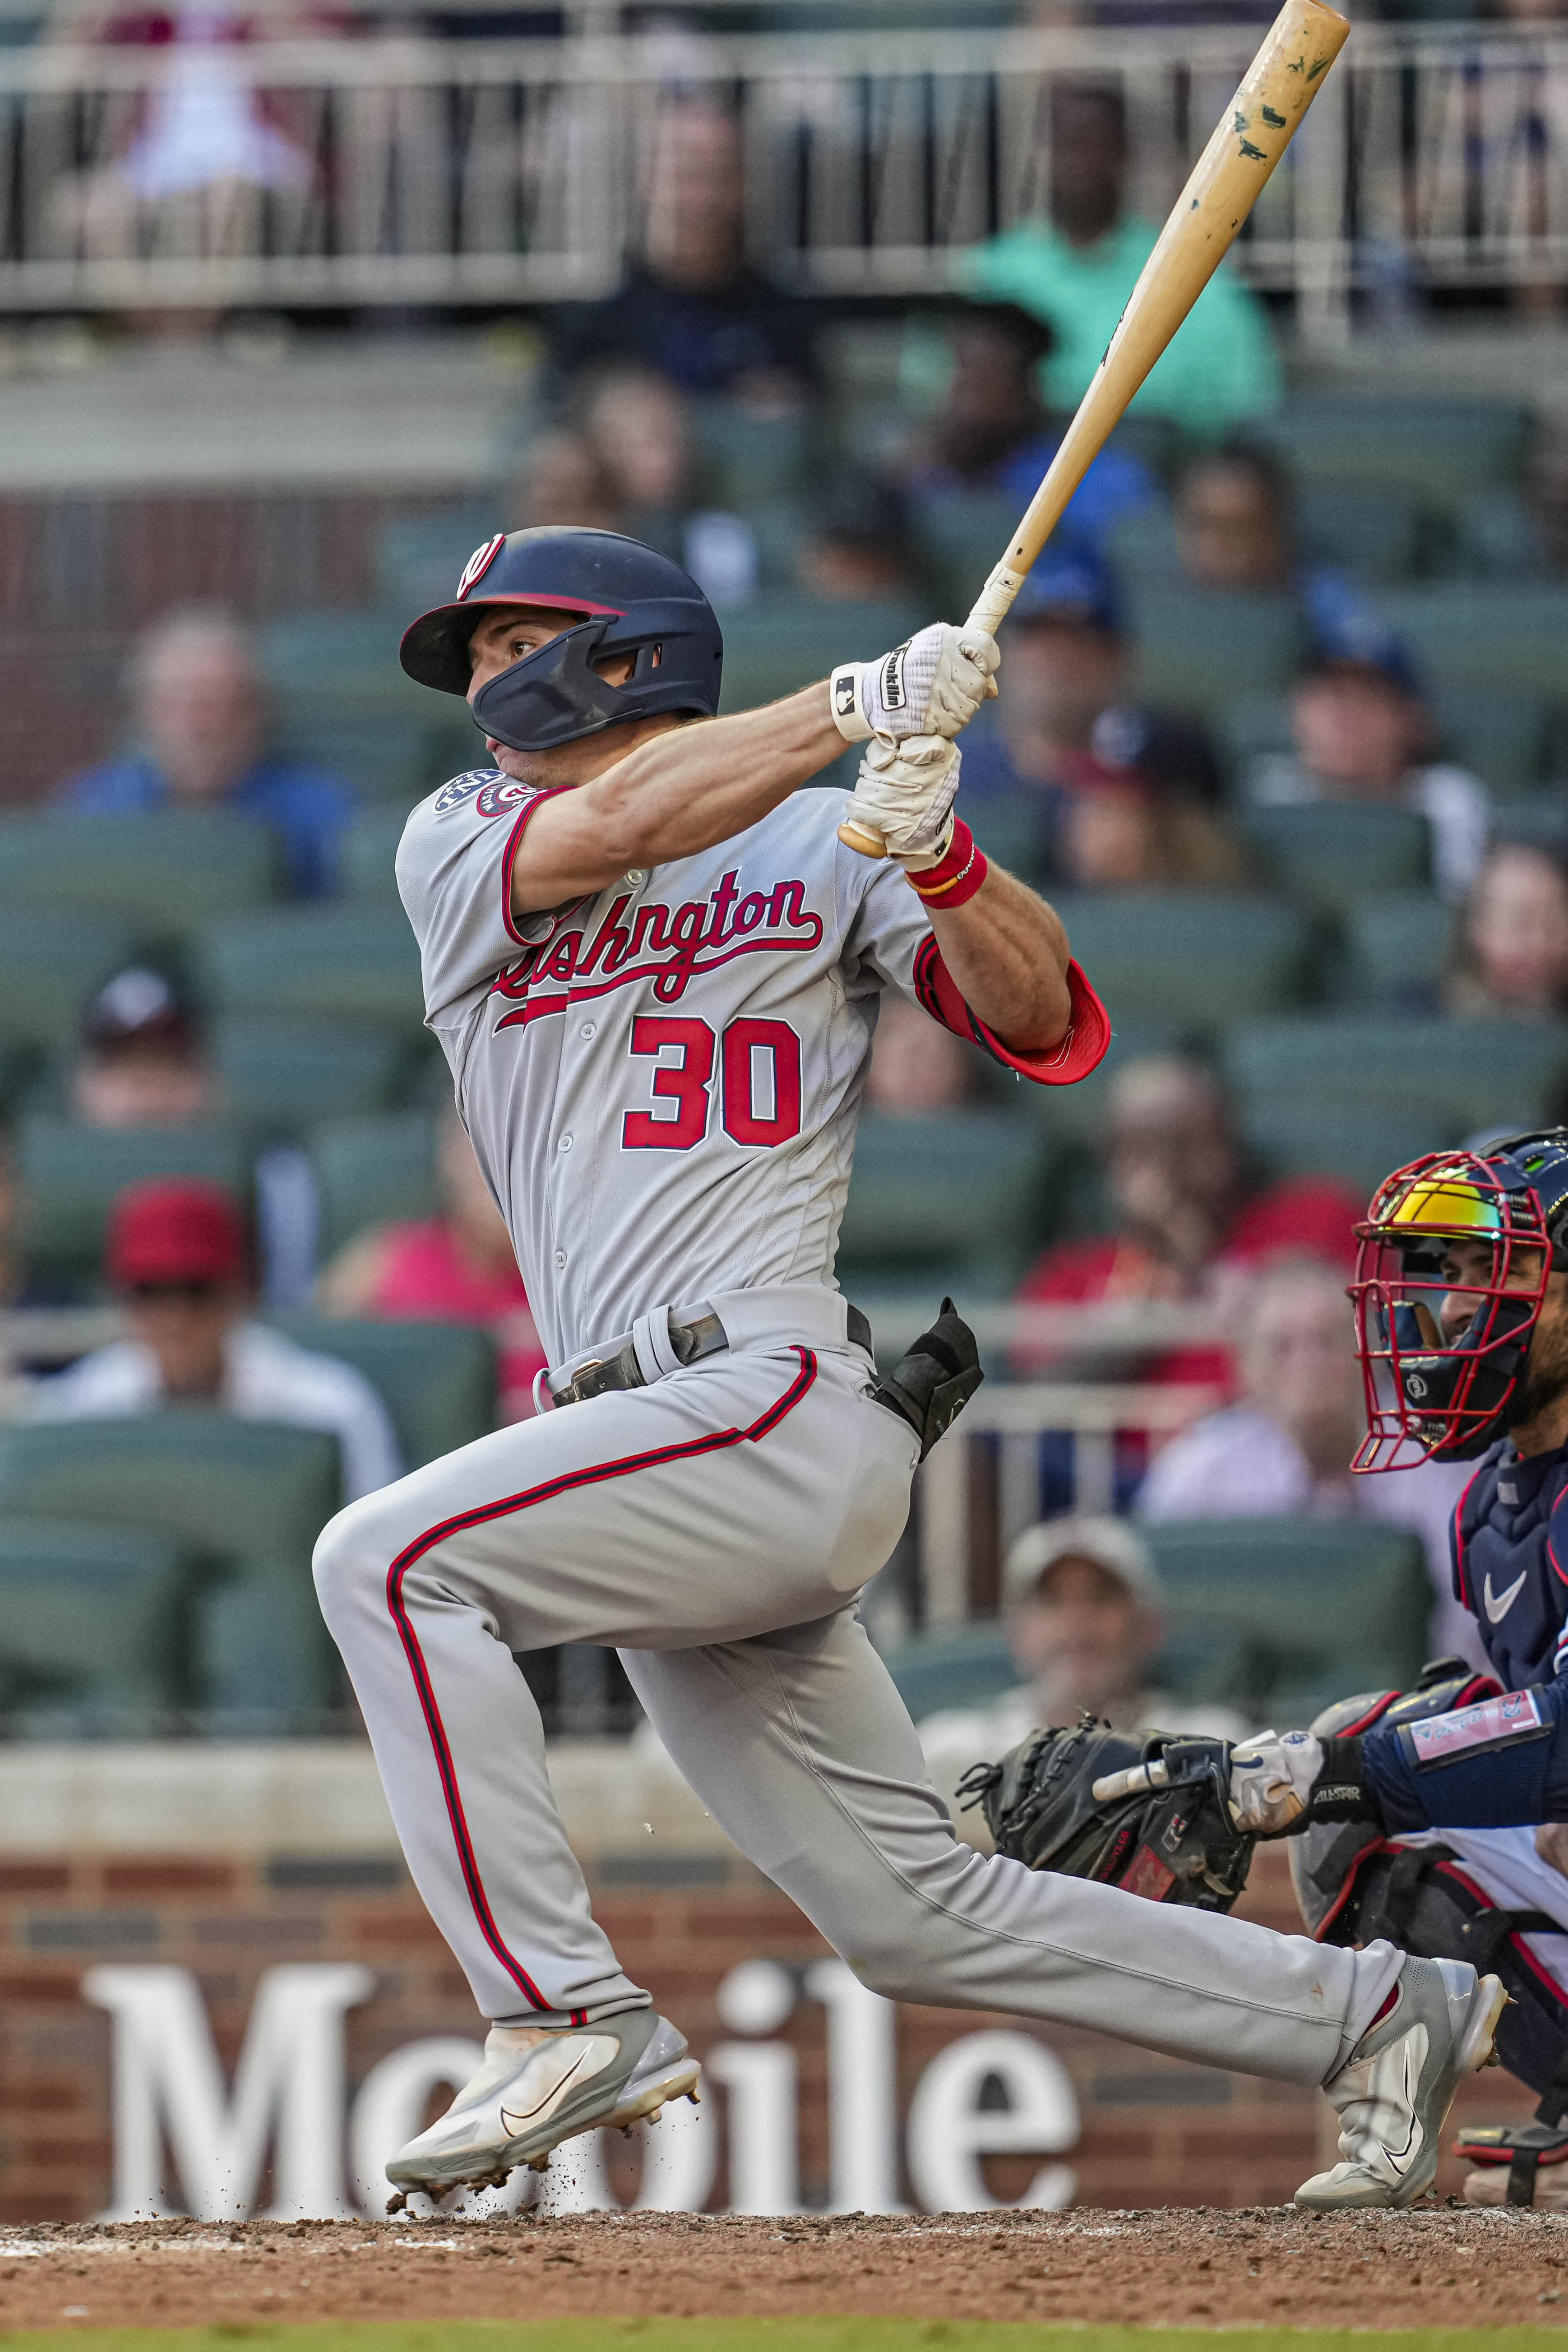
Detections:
[1431, 687, 1545, 799]
[1239, 803, 1432, 908]
[192, 905, 427, 1037]
[376, 508, 504, 613]
[0, 811, 281, 929]
[1128, 589, 1306, 712]
[1377, 588, 1568, 696]
[16, 1114, 254, 1284]
[1142, 1518, 1433, 1727]
[1296, 484, 1428, 586]
[0, 1517, 194, 1732]
[342, 808, 411, 901]
[913, 493, 1027, 611]
[694, 400, 814, 506]
[270, 1315, 497, 1466]
[880, 1622, 1015, 1721]
[718, 598, 927, 714]
[0, 1418, 342, 1725]
[837, 1111, 1056, 1295]
[1339, 892, 1452, 1004]
[1044, 893, 1317, 1029]
[1256, 398, 1528, 501]
[0, 910, 138, 1056]
[1222, 1015, 1568, 1137]
[308, 1111, 439, 1261]
[262, 610, 476, 801]
[213, 1015, 407, 1133]
[1240, 1095, 1454, 1204]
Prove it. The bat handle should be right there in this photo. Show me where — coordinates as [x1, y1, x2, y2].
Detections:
[837, 816, 888, 858]
[965, 561, 1030, 639]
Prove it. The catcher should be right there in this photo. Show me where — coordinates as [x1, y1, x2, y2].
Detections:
[982, 1132, 1568, 2209]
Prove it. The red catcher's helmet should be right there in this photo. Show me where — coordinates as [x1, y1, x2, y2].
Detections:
[1349, 1137, 1568, 1470]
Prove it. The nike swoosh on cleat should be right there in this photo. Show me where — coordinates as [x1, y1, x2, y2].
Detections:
[500, 2050, 590, 2130]
[1484, 1568, 1528, 1624]
[1383, 2041, 1421, 2175]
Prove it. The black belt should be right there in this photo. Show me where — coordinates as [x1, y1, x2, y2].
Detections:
[555, 1301, 873, 1408]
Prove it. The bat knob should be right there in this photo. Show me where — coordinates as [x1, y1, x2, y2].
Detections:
[837, 818, 887, 859]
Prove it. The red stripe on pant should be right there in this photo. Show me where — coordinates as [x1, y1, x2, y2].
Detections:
[384, 1347, 819, 2014]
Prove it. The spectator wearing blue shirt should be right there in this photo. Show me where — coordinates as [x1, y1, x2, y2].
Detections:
[58, 606, 356, 898]
[902, 303, 1159, 558]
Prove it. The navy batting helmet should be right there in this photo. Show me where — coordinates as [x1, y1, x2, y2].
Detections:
[1351, 1128, 1568, 1468]
[398, 526, 723, 753]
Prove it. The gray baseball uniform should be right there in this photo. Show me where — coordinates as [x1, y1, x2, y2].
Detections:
[314, 769, 1400, 2090]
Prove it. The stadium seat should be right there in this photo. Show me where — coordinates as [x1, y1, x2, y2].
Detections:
[269, 1314, 497, 1465]
[1127, 589, 1306, 712]
[341, 808, 410, 901]
[0, 1517, 194, 1732]
[0, 810, 282, 929]
[837, 1111, 1057, 1296]
[1295, 483, 1429, 586]
[192, 905, 427, 1037]
[0, 909, 138, 1056]
[308, 1111, 440, 1261]
[1222, 1014, 1568, 1137]
[694, 399, 814, 506]
[879, 1622, 1016, 1721]
[213, 1015, 407, 1133]
[377, 507, 504, 613]
[0, 1418, 342, 1725]
[1377, 588, 1568, 695]
[718, 598, 928, 714]
[262, 610, 476, 800]
[1142, 1518, 1433, 1727]
[913, 493, 1028, 611]
[1239, 803, 1432, 908]
[1256, 397, 1528, 501]
[1043, 893, 1318, 1028]
[1431, 686, 1545, 799]
[1240, 1094, 1454, 1204]
[16, 1114, 254, 1283]
[1338, 891, 1452, 1004]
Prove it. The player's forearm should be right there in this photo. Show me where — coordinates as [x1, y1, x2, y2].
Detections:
[925, 865, 1073, 1053]
[511, 686, 842, 911]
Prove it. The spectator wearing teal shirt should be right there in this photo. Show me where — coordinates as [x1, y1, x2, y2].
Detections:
[963, 81, 1281, 440]
[59, 605, 356, 900]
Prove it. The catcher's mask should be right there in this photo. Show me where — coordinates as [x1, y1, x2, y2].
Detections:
[398, 525, 723, 753]
[1351, 1131, 1568, 1469]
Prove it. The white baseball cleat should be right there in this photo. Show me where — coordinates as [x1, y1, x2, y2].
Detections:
[1294, 1958, 1508, 2213]
[384, 2009, 699, 2207]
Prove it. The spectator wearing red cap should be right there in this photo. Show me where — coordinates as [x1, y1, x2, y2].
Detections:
[31, 1179, 402, 1503]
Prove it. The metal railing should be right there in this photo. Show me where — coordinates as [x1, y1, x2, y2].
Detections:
[0, 20, 1563, 319]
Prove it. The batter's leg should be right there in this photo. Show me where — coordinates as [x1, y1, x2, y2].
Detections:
[623, 1607, 1401, 2088]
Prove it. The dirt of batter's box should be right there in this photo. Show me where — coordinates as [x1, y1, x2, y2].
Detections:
[2, 2207, 1568, 2332]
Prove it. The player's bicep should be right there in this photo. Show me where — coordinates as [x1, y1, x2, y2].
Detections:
[509, 789, 638, 917]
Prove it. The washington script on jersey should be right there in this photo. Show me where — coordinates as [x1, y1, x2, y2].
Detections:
[491, 868, 825, 1027]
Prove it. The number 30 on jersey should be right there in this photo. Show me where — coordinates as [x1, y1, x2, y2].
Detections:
[622, 1016, 802, 1151]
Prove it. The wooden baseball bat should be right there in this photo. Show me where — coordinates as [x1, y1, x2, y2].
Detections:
[838, 0, 1350, 857]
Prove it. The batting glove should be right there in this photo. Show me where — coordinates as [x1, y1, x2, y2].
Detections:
[831, 623, 999, 744]
[1226, 1730, 1324, 1836]
[841, 734, 962, 864]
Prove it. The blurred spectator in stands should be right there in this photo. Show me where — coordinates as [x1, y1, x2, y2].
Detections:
[32, 1178, 401, 1501]
[1462, 411, 1568, 578]
[317, 1107, 545, 1422]
[962, 544, 1127, 819]
[548, 99, 814, 406]
[902, 302, 1158, 555]
[583, 365, 699, 530]
[58, 606, 355, 898]
[796, 470, 925, 604]
[1013, 1054, 1362, 1386]
[1247, 613, 1491, 903]
[1138, 1253, 1482, 1668]
[1053, 739, 1248, 891]
[1438, 839, 1568, 1020]
[918, 1515, 1253, 1818]
[865, 998, 979, 1114]
[69, 965, 216, 1131]
[509, 429, 624, 534]
[963, 80, 1279, 437]
[1174, 442, 1372, 640]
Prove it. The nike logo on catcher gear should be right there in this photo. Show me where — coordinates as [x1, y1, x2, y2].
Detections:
[1484, 1568, 1528, 1624]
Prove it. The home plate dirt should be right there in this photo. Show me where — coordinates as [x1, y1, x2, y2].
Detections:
[3, 2208, 1568, 2331]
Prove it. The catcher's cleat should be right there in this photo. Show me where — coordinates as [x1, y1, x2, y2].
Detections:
[1295, 1958, 1508, 2213]
[1457, 2119, 1568, 2208]
[384, 2010, 699, 2204]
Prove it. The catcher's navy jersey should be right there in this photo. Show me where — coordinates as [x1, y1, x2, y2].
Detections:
[1364, 1435, 1568, 1832]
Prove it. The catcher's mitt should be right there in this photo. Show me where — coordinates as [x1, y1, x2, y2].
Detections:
[957, 1712, 1256, 1912]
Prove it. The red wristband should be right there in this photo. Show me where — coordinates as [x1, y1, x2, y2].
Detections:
[906, 817, 989, 909]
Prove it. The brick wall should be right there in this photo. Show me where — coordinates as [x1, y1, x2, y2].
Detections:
[0, 1843, 1537, 2221]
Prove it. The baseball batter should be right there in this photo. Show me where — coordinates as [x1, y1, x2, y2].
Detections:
[312, 525, 1502, 2214]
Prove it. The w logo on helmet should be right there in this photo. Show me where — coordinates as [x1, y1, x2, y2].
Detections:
[455, 535, 507, 601]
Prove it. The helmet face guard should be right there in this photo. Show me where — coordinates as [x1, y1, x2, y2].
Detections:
[1351, 1150, 1552, 1470]
[471, 600, 720, 753]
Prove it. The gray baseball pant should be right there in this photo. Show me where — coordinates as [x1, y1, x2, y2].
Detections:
[313, 1291, 1401, 2084]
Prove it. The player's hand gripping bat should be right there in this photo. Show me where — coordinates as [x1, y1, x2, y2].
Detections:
[837, 0, 1351, 858]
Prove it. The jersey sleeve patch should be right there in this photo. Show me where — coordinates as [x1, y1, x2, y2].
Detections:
[1399, 1686, 1548, 1770]
[911, 939, 1110, 1087]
